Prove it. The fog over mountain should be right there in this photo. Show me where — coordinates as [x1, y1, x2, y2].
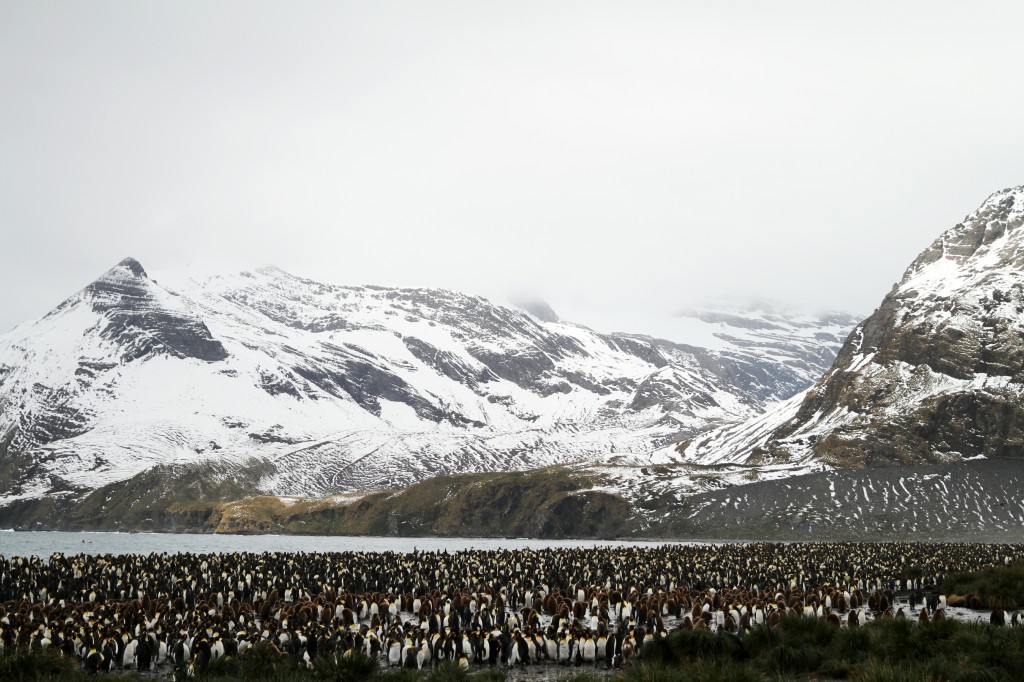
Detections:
[3, 2, 1024, 334]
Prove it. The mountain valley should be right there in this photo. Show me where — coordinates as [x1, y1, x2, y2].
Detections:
[0, 257, 854, 531]
[2, 186, 1023, 539]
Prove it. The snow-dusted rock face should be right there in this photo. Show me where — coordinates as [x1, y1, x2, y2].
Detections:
[667, 306, 859, 407]
[0, 259, 851, 505]
[679, 185, 1024, 468]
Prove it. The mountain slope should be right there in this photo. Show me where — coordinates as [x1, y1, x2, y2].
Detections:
[0, 259, 852, 508]
[652, 458, 1024, 542]
[678, 185, 1024, 468]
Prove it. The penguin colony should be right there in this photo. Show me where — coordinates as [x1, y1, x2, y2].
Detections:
[0, 542, 1020, 675]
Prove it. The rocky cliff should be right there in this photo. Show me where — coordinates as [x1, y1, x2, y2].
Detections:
[678, 185, 1024, 468]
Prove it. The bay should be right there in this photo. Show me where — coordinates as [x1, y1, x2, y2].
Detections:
[0, 530, 684, 557]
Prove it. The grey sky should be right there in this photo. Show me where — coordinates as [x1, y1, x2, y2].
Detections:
[2, 1, 1023, 335]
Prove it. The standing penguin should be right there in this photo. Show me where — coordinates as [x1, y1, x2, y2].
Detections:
[171, 638, 190, 667]
[582, 635, 597, 666]
[417, 639, 431, 669]
[122, 638, 138, 669]
[403, 644, 419, 669]
[135, 637, 153, 671]
[84, 647, 105, 674]
[387, 638, 402, 667]
[515, 632, 530, 666]
[193, 639, 212, 673]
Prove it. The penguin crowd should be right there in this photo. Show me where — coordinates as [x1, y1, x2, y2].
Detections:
[0, 541, 1020, 675]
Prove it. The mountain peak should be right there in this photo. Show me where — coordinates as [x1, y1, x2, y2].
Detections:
[74, 256, 229, 364]
[903, 186, 1024, 284]
[87, 258, 149, 291]
[115, 257, 148, 278]
[509, 297, 560, 323]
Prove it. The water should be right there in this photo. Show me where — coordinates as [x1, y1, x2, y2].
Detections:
[0, 530, 681, 557]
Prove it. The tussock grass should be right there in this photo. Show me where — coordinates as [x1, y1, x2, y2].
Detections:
[313, 652, 379, 682]
[620, 660, 759, 682]
[866, 615, 915, 661]
[853, 660, 946, 682]
[956, 625, 1024, 673]
[775, 613, 838, 648]
[677, 659, 758, 682]
[954, 669, 1010, 682]
[832, 625, 872, 661]
[765, 642, 821, 674]
[631, 616, 1024, 682]
[942, 564, 1024, 610]
[652, 627, 746, 664]
[618, 663, 680, 682]
[738, 624, 779, 657]
[0, 648, 82, 681]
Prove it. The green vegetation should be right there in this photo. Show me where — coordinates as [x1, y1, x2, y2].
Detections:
[0, 463, 632, 538]
[0, 459, 277, 533]
[942, 563, 1024, 609]
[636, 616, 1024, 682]
[294, 466, 629, 538]
[0, 648, 83, 682]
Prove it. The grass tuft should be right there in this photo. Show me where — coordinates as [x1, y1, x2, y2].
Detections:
[765, 642, 822, 675]
[775, 613, 838, 648]
[664, 627, 733, 662]
[954, 669, 1009, 682]
[832, 625, 872, 661]
[853, 660, 945, 682]
[740, 625, 780, 657]
[0, 649, 79, 681]
[314, 651, 379, 682]
[942, 565, 1024, 610]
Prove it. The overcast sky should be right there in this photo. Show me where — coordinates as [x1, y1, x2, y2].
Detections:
[2, 1, 1023, 335]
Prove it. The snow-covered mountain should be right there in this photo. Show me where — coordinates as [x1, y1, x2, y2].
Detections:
[0, 258, 853, 506]
[676, 185, 1024, 469]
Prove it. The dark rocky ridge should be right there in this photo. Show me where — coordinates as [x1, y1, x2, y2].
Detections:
[82, 257, 228, 363]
